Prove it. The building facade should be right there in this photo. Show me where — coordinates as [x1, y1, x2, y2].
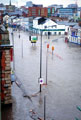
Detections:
[33, 17, 65, 35]
[68, 25, 81, 45]
[27, 7, 42, 17]
[58, 8, 75, 18]
[41, 7, 48, 17]
[27, 7, 55, 17]
[49, 4, 63, 12]
[68, 4, 77, 8]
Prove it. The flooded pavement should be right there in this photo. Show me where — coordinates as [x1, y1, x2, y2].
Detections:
[2, 28, 81, 120]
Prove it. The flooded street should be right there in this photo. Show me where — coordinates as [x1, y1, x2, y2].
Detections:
[2, 28, 81, 120]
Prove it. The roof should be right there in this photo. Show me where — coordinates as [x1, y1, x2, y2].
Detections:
[34, 17, 42, 20]
[9, 16, 17, 19]
[73, 24, 81, 29]
[57, 21, 77, 26]
[39, 18, 47, 25]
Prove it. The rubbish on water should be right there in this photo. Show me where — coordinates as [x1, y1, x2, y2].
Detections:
[29, 109, 43, 120]
[31, 91, 40, 97]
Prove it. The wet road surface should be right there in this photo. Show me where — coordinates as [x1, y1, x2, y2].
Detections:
[2, 28, 81, 120]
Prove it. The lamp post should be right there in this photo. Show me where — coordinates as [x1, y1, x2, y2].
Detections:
[11, 19, 15, 71]
[39, 30, 43, 92]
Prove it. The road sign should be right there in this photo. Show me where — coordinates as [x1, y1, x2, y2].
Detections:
[31, 36, 38, 43]
[39, 78, 44, 84]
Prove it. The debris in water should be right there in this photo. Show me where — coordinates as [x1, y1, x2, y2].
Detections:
[29, 109, 43, 120]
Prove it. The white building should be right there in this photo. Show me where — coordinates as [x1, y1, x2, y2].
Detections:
[33, 17, 66, 35]
[68, 25, 81, 45]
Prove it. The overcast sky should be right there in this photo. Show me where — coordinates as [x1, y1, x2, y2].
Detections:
[1, 0, 81, 7]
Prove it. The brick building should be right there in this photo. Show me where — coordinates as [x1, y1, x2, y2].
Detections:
[41, 7, 48, 17]
[27, 7, 41, 17]
[27, 7, 55, 17]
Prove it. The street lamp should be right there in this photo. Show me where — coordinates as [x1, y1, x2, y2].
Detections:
[11, 19, 15, 71]
[39, 30, 43, 92]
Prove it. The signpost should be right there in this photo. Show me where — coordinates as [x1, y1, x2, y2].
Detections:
[39, 78, 44, 85]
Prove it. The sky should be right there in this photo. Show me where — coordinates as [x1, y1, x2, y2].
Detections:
[1, 0, 81, 7]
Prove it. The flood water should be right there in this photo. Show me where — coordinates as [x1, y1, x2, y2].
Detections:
[2, 28, 81, 120]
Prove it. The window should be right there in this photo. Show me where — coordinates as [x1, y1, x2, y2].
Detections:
[38, 10, 40, 15]
[52, 8, 54, 14]
[48, 8, 51, 13]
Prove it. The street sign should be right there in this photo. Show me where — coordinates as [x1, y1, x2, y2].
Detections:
[30, 36, 38, 43]
[31, 36, 38, 40]
[39, 78, 44, 84]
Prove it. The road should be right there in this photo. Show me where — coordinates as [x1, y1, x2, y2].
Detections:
[2, 28, 81, 120]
